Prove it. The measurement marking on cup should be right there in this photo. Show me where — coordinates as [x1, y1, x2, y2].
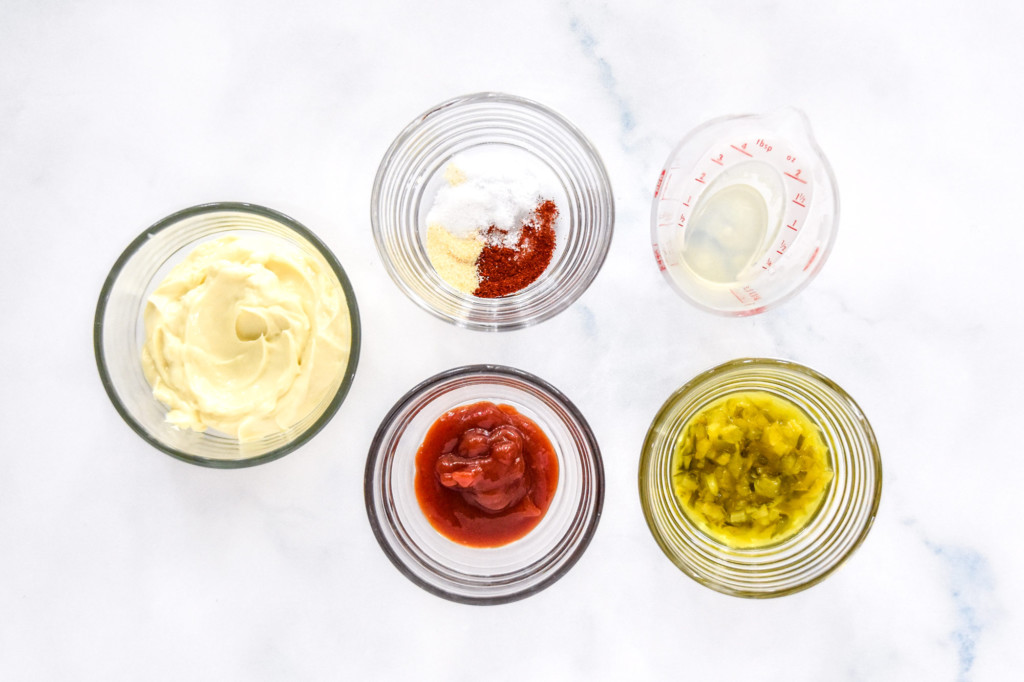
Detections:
[653, 245, 666, 272]
[803, 247, 820, 272]
[792, 193, 807, 207]
[731, 144, 753, 157]
[787, 219, 799, 231]
[695, 173, 706, 184]
[711, 154, 724, 166]
[653, 169, 666, 198]
[784, 170, 807, 184]
[662, 171, 676, 200]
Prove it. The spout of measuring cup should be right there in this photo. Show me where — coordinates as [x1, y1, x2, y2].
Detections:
[756, 107, 815, 145]
[759, 107, 839, 225]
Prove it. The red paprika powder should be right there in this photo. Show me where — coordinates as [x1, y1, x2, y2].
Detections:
[474, 200, 558, 298]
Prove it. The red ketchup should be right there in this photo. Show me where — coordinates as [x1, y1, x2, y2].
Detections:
[414, 401, 559, 547]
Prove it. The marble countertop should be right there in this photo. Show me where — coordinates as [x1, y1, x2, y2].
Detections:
[2, 1, 1021, 679]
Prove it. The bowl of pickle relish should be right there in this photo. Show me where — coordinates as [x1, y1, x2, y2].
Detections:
[639, 358, 882, 598]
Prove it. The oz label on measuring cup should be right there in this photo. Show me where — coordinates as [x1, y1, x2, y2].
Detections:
[651, 110, 838, 315]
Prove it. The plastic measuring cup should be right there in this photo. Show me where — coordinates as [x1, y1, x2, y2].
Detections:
[651, 108, 838, 315]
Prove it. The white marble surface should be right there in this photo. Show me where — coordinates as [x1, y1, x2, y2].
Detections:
[2, 1, 1022, 679]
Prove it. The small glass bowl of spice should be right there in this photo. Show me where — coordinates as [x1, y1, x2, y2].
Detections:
[639, 358, 882, 597]
[364, 365, 604, 604]
[372, 92, 614, 331]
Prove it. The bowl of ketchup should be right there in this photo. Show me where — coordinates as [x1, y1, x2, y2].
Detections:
[364, 365, 604, 604]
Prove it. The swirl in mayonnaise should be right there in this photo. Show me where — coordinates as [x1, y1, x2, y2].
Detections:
[141, 235, 351, 440]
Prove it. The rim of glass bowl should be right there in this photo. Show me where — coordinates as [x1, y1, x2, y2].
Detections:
[364, 364, 605, 604]
[93, 201, 362, 469]
[638, 358, 882, 598]
[370, 91, 615, 332]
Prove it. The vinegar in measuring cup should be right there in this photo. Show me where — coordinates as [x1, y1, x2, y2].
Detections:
[651, 109, 839, 315]
[681, 162, 785, 284]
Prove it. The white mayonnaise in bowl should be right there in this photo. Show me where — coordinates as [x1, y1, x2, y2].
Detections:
[94, 202, 361, 468]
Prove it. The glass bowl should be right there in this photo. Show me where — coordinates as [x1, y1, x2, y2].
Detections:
[371, 92, 614, 331]
[364, 365, 604, 604]
[639, 358, 881, 597]
[94, 202, 361, 468]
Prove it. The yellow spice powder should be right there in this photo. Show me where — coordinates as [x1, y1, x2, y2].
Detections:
[425, 224, 483, 294]
[443, 163, 467, 186]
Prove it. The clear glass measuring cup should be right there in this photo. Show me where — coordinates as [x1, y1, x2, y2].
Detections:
[651, 108, 839, 315]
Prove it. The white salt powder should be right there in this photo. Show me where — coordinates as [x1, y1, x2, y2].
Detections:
[426, 153, 543, 246]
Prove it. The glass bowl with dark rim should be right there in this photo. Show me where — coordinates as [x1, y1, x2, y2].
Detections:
[365, 365, 604, 604]
[371, 92, 614, 331]
[639, 358, 882, 598]
[94, 202, 361, 468]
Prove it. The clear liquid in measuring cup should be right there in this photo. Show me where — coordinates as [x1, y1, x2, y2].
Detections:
[681, 162, 784, 284]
